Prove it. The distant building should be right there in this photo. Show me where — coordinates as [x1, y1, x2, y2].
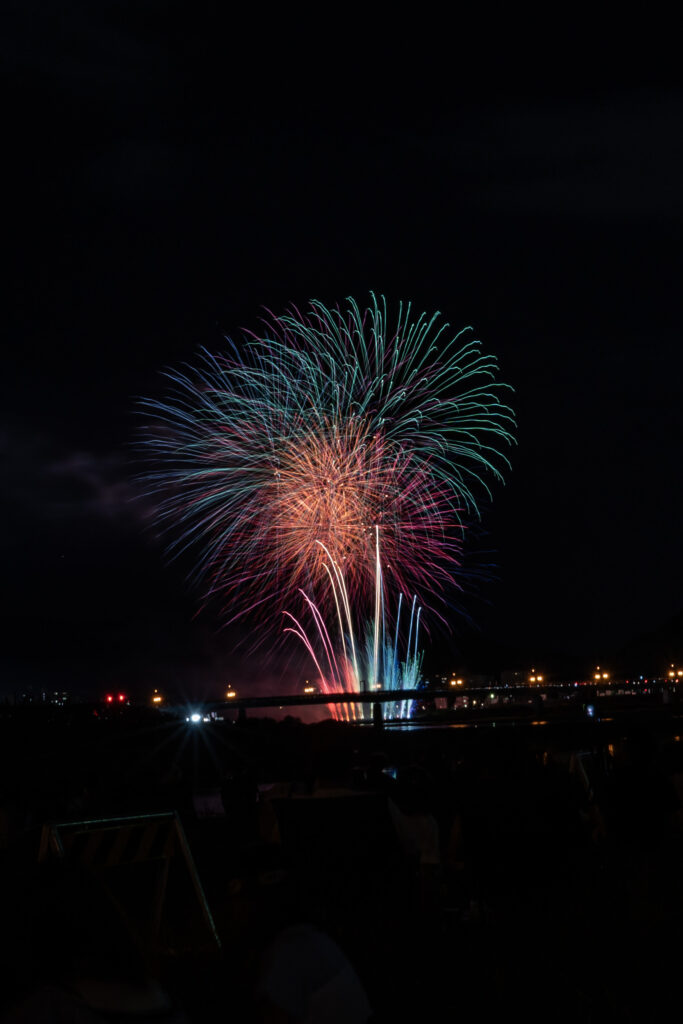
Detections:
[42, 690, 70, 706]
[468, 673, 493, 687]
[500, 669, 527, 687]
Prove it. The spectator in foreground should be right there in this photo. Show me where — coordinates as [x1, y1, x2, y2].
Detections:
[256, 924, 373, 1024]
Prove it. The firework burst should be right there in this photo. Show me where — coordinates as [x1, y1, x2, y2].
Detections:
[138, 295, 515, 633]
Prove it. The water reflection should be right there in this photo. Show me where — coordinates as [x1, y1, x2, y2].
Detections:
[388, 718, 552, 731]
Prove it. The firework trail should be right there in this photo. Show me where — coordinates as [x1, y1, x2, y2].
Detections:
[139, 295, 515, 635]
[285, 531, 424, 721]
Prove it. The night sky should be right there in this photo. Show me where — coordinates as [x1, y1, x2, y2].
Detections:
[3, 6, 682, 698]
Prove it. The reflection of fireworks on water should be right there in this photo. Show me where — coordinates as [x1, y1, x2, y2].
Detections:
[139, 295, 515, 635]
[284, 529, 424, 721]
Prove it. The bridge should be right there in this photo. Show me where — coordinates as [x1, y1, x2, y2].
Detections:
[199, 679, 680, 728]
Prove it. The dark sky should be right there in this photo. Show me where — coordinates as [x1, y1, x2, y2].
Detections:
[3, 5, 682, 696]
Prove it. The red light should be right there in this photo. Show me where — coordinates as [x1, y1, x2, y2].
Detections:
[118, 694, 125, 702]
[106, 695, 114, 703]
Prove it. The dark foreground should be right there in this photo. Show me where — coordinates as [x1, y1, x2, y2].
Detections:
[2, 706, 683, 1022]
